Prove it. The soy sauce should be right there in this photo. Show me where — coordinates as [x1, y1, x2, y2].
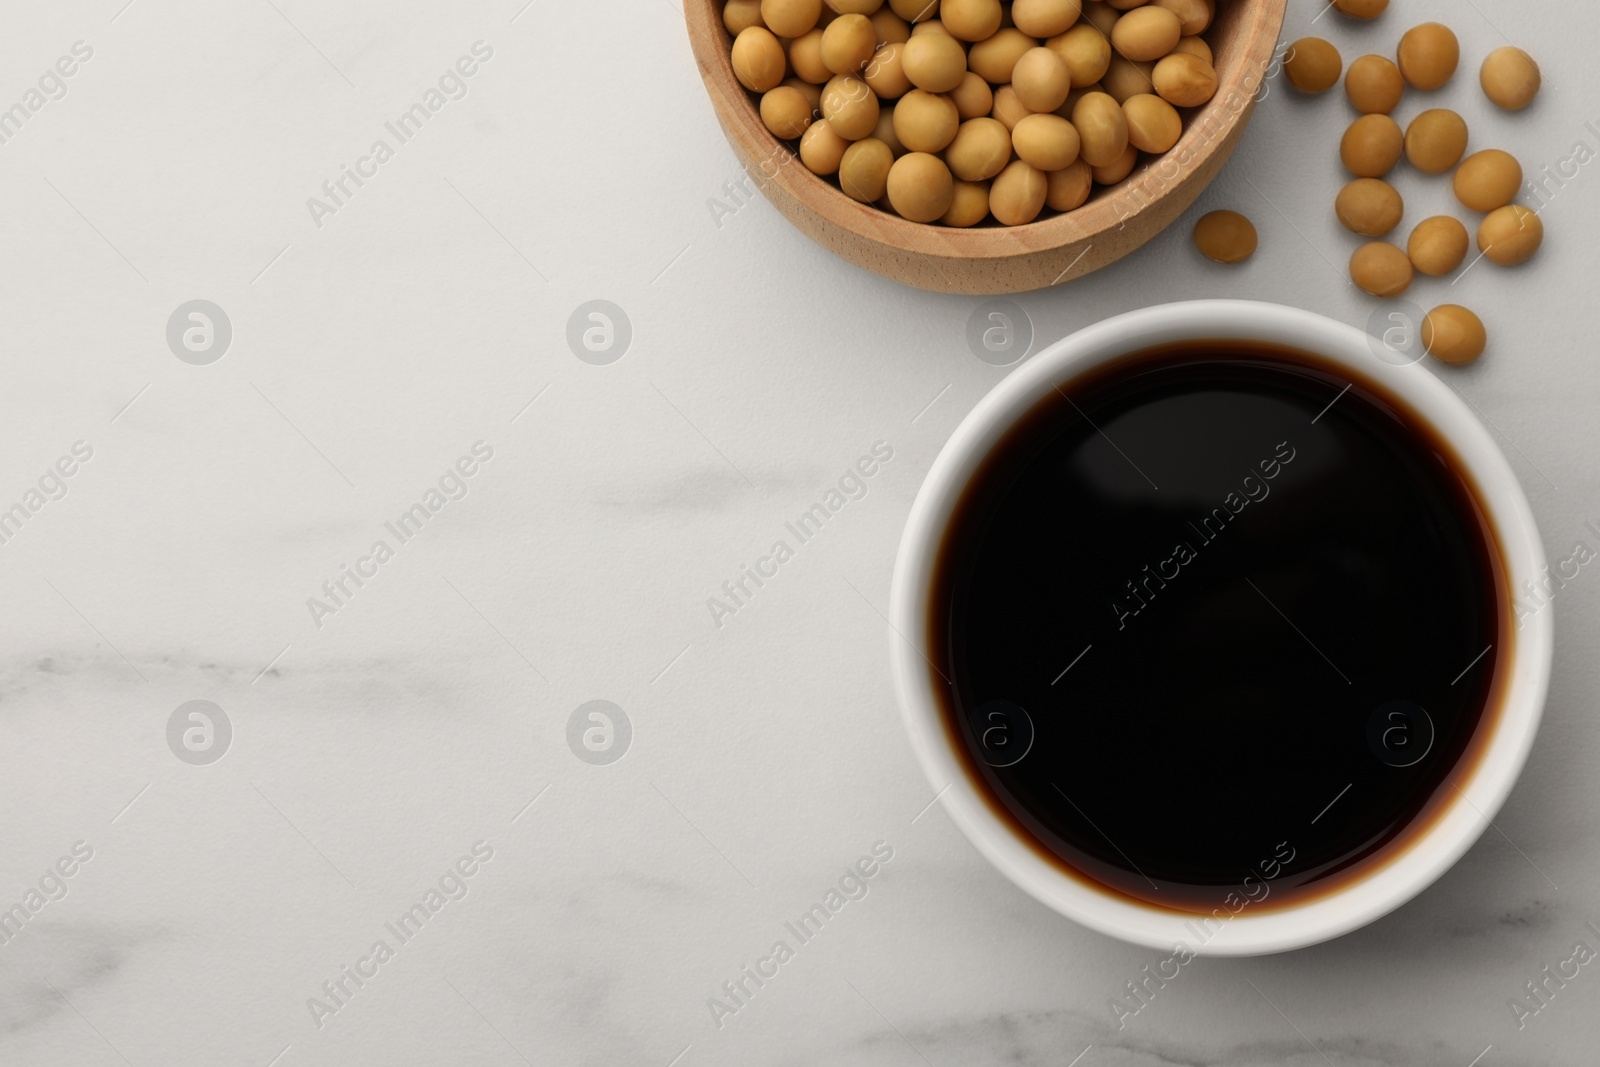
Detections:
[929, 342, 1510, 914]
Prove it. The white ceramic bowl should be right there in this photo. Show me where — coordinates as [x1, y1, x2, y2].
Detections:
[891, 300, 1552, 956]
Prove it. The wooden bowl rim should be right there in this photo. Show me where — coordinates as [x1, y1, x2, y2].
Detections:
[685, 0, 1288, 262]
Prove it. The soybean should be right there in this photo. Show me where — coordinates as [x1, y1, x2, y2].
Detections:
[941, 179, 993, 226]
[761, 85, 816, 138]
[1123, 93, 1182, 153]
[1072, 91, 1129, 167]
[901, 32, 968, 91]
[724, 0, 766, 34]
[1013, 47, 1073, 112]
[1152, 52, 1217, 107]
[990, 159, 1049, 224]
[968, 28, 1036, 83]
[864, 42, 914, 98]
[1012, 0, 1083, 38]
[733, 27, 788, 93]
[1350, 241, 1414, 297]
[1111, 7, 1183, 63]
[1335, 178, 1404, 237]
[886, 151, 955, 220]
[800, 120, 851, 173]
[1193, 210, 1258, 264]
[1481, 47, 1540, 111]
[822, 74, 881, 139]
[1344, 55, 1404, 114]
[1012, 112, 1082, 170]
[1454, 149, 1522, 212]
[1332, 0, 1387, 19]
[873, 105, 906, 153]
[1048, 24, 1111, 86]
[839, 138, 895, 201]
[1397, 23, 1458, 91]
[949, 71, 994, 119]
[1090, 142, 1138, 184]
[791, 31, 833, 84]
[871, 8, 913, 42]
[1152, 0, 1212, 36]
[1422, 305, 1487, 365]
[1081, 0, 1119, 36]
[1340, 114, 1403, 177]
[939, 0, 1002, 41]
[762, 0, 823, 38]
[888, 0, 940, 20]
[1407, 216, 1469, 276]
[1046, 159, 1094, 211]
[822, 14, 879, 74]
[784, 77, 824, 114]
[894, 88, 961, 151]
[1404, 109, 1468, 174]
[1478, 205, 1542, 266]
[1101, 58, 1156, 104]
[1285, 38, 1342, 95]
[1170, 37, 1212, 64]
[945, 116, 1013, 180]
[990, 84, 1033, 131]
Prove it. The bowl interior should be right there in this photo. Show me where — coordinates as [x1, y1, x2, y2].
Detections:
[685, 0, 1287, 251]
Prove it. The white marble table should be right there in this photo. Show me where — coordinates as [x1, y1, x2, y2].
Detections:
[1, 1, 1596, 1064]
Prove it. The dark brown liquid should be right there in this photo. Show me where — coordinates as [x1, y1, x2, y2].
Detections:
[929, 342, 1511, 915]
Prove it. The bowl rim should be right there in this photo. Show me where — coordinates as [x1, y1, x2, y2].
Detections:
[683, 0, 1291, 257]
[889, 299, 1553, 956]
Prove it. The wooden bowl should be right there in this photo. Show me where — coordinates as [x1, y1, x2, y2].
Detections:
[686, 1, 1288, 294]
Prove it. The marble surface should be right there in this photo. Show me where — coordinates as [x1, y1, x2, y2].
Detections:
[0, 0, 1597, 1064]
